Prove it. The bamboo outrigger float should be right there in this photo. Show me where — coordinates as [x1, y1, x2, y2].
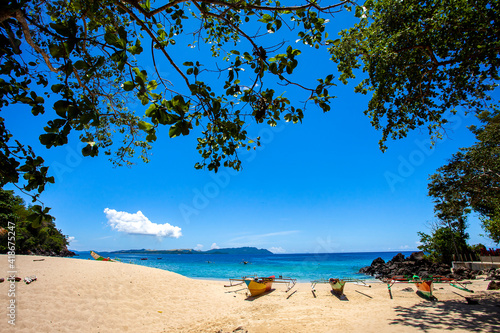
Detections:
[310, 278, 371, 297]
[225, 275, 297, 297]
[384, 275, 474, 300]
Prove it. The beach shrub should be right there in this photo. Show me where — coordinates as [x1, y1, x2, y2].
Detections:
[417, 227, 471, 265]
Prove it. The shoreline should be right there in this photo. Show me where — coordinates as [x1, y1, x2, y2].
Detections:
[1, 255, 499, 332]
[69, 250, 401, 283]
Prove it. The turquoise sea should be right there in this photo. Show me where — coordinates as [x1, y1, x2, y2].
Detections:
[73, 251, 415, 282]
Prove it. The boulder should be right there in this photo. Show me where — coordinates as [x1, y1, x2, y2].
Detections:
[409, 251, 425, 261]
[487, 281, 500, 290]
[371, 257, 385, 266]
[390, 253, 406, 263]
[359, 254, 453, 281]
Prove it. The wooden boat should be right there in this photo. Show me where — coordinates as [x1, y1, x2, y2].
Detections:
[415, 279, 433, 300]
[311, 278, 371, 297]
[329, 278, 346, 295]
[384, 275, 432, 300]
[385, 275, 437, 300]
[383, 275, 473, 300]
[225, 275, 297, 297]
[245, 276, 275, 296]
[90, 251, 113, 261]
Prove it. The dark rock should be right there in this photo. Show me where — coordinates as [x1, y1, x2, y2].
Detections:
[410, 251, 425, 261]
[371, 257, 385, 266]
[59, 248, 76, 257]
[360, 254, 453, 281]
[487, 281, 500, 290]
[390, 253, 406, 263]
[417, 270, 429, 278]
[452, 266, 478, 281]
[358, 266, 371, 274]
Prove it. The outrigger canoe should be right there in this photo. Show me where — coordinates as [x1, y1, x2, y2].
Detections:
[311, 278, 371, 297]
[90, 251, 113, 261]
[384, 275, 473, 300]
[245, 276, 275, 296]
[225, 275, 297, 297]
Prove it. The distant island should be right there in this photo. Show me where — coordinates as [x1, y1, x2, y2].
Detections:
[110, 247, 272, 255]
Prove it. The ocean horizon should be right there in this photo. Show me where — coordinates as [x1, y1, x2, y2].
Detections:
[71, 250, 417, 282]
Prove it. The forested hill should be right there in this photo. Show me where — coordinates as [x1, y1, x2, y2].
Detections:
[111, 247, 272, 255]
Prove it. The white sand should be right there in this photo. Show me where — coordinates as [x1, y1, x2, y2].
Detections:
[0, 255, 499, 332]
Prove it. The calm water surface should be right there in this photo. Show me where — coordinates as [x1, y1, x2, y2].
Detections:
[73, 251, 414, 282]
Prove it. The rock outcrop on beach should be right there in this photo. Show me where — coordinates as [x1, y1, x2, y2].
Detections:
[26, 246, 75, 257]
[359, 251, 478, 281]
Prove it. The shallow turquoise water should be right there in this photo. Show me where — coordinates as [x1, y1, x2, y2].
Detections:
[74, 251, 414, 282]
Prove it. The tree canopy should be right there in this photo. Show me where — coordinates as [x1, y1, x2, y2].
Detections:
[428, 110, 500, 244]
[417, 225, 471, 264]
[1, 0, 348, 203]
[1, 0, 499, 209]
[331, 0, 500, 150]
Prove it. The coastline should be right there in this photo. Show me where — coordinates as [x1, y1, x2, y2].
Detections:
[1, 255, 499, 332]
[69, 250, 414, 282]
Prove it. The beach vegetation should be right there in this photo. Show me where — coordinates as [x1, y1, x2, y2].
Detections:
[428, 110, 500, 245]
[0, 188, 69, 255]
[417, 225, 471, 265]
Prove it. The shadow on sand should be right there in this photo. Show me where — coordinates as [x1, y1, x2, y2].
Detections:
[330, 290, 349, 301]
[244, 289, 276, 301]
[389, 292, 500, 332]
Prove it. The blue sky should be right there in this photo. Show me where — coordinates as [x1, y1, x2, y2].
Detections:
[3, 7, 498, 253]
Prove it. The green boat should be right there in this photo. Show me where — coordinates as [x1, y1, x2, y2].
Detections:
[329, 278, 347, 295]
[311, 278, 371, 297]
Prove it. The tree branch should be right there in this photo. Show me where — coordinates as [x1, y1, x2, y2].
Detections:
[15, 10, 60, 73]
[116, 1, 190, 87]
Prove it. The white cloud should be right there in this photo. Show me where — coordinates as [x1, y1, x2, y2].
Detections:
[104, 208, 182, 238]
[194, 244, 204, 251]
[211, 242, 220, 249]
[269, 247, 286, 254]
[67, 236, 75, 244]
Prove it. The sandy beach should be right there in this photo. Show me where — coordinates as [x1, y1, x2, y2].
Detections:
[1, 255, 499, 332]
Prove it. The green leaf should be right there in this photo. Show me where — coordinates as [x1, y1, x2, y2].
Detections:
[48, 44, 66, 59]
[123, 81, 135, 91]
[51, 84, 65, 93]
[104, 31, 122, 48]
[145, 103, 157, 116]
[147, 80, 158, 91]
[258, 14, 273, 23]
[169, 124, 181, 138]
[138, 120, 154, 131]
[53, 100, 70, 118]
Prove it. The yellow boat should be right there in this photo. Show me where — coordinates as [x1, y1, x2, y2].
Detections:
[225, 275, 296, 297]
[244, 276, 275, 296]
